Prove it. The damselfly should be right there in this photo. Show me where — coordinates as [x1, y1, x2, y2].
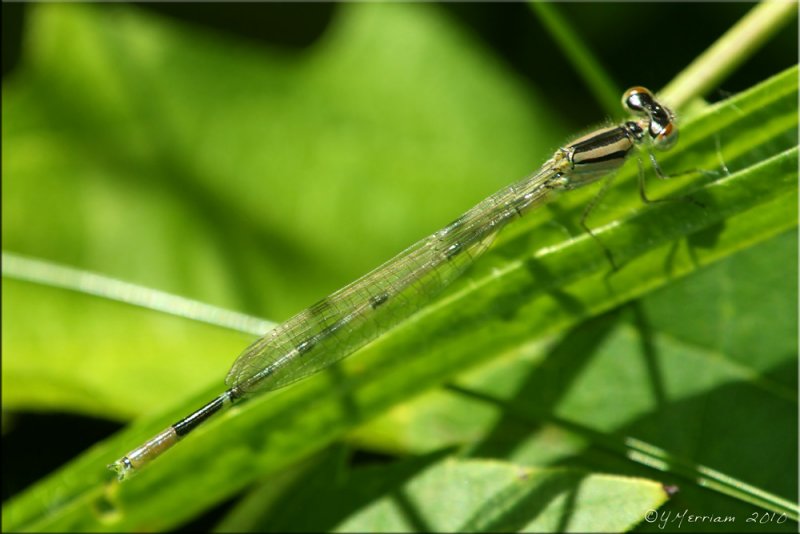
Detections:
[110, 86, 688, 480]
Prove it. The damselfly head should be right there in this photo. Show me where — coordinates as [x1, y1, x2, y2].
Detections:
[622, 86, 678, 151]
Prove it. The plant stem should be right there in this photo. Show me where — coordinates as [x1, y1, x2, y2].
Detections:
[661, 0, 798, 110]
[529, 1, 620, 116]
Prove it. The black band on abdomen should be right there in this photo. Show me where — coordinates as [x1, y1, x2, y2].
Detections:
[172, 394, 227, 437]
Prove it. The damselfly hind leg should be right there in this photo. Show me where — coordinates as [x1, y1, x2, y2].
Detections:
[580, 172, 620, 271]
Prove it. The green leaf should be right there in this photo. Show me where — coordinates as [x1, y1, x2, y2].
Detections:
[1, 266, 267, 418]
[351, 231, 798, 529]
[2, 1, 563, 418]
[217, 449, 671, 533]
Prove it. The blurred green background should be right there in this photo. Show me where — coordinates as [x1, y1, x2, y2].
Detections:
[2, 2, 796, 531]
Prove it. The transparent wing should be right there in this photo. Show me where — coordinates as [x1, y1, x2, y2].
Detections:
[226, 161, 559, 396]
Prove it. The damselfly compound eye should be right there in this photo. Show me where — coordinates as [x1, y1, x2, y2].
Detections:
[653, 121, 679, 151]
[622, 86, 655, 116]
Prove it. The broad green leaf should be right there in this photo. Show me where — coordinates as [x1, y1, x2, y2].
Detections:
[338, 463, 664, 533]
[2, 1, 563, 417]
[2, 274, 262, 418]
[351, 231, 797, 532]
[217, 450, 671, 533]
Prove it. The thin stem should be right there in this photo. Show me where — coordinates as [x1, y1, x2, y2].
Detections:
[660, 0, 798, 111]
[1, 251, 274, 336]
[529, 1, 620, 116]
